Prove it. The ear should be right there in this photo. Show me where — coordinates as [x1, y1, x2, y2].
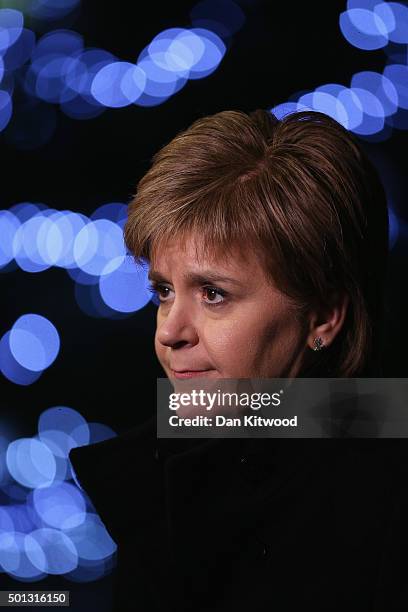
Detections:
[306, 292, 349, 350]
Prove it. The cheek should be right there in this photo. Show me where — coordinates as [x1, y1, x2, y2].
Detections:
[154, 333, 163, 358]
[154, 311, 166, 363]
[202, 319, 258, 369]
[209, 309, 300, 374]
[205, 326, 236, 357]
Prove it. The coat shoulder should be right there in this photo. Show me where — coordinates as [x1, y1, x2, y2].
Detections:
[68, 416, 157, 542]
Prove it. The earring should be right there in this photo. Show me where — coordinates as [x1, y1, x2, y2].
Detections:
[312, 336, 324, 351]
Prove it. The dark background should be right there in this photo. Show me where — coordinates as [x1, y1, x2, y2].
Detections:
[0, 1, 407, 605]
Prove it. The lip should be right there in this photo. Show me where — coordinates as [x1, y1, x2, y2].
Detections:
[170, 369, 214, 379]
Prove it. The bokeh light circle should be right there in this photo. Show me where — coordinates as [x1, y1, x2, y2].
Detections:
[0, 532, 46, 579]
[39, 406, 90, 447]
[64, 513, 117, 561]
[6, 438, 57, 489]
[0, 9, 24, 54]
[9, 314, 60, 372]
[99, 256, 153, 312]
[31, 482, 86, 529]
[25, 528, 78, 575]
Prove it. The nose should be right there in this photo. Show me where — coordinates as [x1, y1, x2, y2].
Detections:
[156, 299, 198, 348]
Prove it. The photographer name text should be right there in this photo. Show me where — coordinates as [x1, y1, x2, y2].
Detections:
[168, 415, 298, 427]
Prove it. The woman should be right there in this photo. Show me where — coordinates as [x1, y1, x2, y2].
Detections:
[69, 109, 407, 611]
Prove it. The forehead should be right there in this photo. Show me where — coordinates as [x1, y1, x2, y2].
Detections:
[150, 233, 263, 278]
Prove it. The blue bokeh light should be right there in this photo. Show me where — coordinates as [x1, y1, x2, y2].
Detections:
[351, 71, 398, 117]
[60, 49, 116, 118]
[297, 90, 349, 127]
[347, 0, 382, 10]
[0, 404, 119, 582]
[64, 513, 117, 562]
[0, 9, 24, 54]
[383, 41, 407, 64]
[74, 280, 133, 318]
[339, 9, 388, 50]
[0, 532, 46, 579]
[383, 64, 408, 110]
[348, 6, 389, 35]
[0, 210, 20, 268]
[1, 28, 35, 71]
[31, 29, 83, 61]
[99, 256, 153, 313]
[373, 2, 397, 35]
[64, 48, 115, 97]
[72, 422, 117, 445]
[187, 28, 226, 79]
[73, 219, 126, 276]
[67, 266, 99, 286]
[10, 202, 45, 222]
[145, 28, 198, 75]
[310, 83, 363, 131]
[120, 63, 148, 105]
[64, 556, 114, 582]
[25, 528, 78, 575]
[31, 482, 86, 530]
[9, 314, 60, 372]
[91, 61, 145, 108]
[336, 86, 365, 130]
[136, 54, 185, 99]
[91, 202, 127, 225]
[270, 101, 301, 119]
[348, 87, 385, 135]
[0, 71, 14, 97]
[0, 507, 14, 533]
[13, 215, 53, 273]
[39, 407, 90, 447]
[8, 503, 40, 534]
[52, 211, 88, 268]
[169, 31, 206, 73]
[8, 208, 86, 270]
[0, 331, 42, 386]
[274, 75, 390, 138]
[0, 5, 231, 125]
[25, 30, 84, 106]
[377, 2, 408, 43]
[9, 329, 46, 371]
[34, 212, 66, 266]
[38, 429, 77, 459]
[0, 436, 11, 486]
[28, 0, 81, 22]
[2, 482, 29, 503]
[0, 89, 12, 132]
[0, 0, 234, 129]
[34, 55, 79, 104]
[6, 438, 57, 489]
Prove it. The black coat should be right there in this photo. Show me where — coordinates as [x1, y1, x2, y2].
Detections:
[69, 417, 408, 611]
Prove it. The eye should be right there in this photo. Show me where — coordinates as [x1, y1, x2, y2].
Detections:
[147, 282, 227, 308]
[202, 286, 226, 306]
[147, 282, 172, 303]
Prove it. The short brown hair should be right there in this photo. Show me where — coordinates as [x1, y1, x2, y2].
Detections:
[124, 109, 389, 377]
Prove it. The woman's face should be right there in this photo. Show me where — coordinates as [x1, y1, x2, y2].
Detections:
[150, 234, 309, 380]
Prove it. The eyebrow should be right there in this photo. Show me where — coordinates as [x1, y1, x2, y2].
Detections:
[148, 269, 244, 287]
